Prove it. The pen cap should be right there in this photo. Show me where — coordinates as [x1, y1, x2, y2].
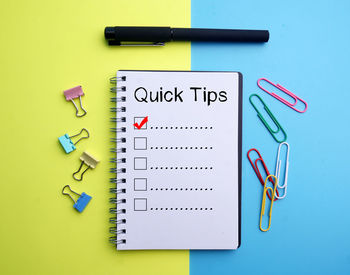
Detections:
[105, 26, 172, 42]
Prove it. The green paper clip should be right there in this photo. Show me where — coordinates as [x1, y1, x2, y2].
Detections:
[249, 94, 287, 143]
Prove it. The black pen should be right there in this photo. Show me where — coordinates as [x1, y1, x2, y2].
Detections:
[104, 26, 269, 46]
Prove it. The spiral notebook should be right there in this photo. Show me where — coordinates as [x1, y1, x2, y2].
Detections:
[110, 70, 242, 250]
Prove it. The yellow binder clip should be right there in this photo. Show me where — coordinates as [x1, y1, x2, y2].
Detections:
[73, 151, 99, 181]
[259, 175, 278, 232]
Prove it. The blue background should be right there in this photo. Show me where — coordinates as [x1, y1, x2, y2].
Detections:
[190, 0, 350, 274]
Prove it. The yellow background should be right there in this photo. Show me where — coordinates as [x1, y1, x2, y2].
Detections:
[0, 1, 190, 274]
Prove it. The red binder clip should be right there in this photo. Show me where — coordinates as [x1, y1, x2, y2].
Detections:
[247, 148, 279, 201]
[257, 78, 307, 113]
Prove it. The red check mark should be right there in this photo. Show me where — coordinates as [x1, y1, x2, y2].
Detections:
[134, 116, 148, 129]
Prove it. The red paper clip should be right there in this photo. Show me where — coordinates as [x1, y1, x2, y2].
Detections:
[247, 148, 279, 201]
[257, 78, 307, 113]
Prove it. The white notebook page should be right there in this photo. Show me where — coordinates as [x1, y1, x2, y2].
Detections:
[115, 71, 241, 250]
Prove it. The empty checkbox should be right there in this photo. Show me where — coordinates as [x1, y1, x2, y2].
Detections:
[134, 178, 147, 191]
[134, 198, 147, 211]
[134, 157, 147, 170]
[134, 137, 147, 150]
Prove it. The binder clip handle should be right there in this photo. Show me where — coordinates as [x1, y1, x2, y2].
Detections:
[70, 128, 90, 145]
[73, 161, 90, 181]
[62, 185, 80, 204]
[71, 96, 87, 117]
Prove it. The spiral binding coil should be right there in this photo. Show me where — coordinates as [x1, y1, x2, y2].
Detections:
[109, 75, 127, 247]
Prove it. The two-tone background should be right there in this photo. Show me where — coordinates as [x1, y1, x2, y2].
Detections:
[1, 0, 349, 274]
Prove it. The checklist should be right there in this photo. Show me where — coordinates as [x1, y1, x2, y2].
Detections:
[112, 70, 242, 250]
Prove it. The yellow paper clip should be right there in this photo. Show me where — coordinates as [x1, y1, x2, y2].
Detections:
[73, 151, 99, 181]
[259, 175, 278, 232]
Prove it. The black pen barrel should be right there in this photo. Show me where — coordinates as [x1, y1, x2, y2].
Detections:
[172, 28, 269, 42]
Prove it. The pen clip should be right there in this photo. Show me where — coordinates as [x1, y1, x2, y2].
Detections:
[108, 41, 165, 46]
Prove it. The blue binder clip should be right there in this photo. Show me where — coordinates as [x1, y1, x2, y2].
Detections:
[62, 185, 92, 213]
[58, 128, 90, 154]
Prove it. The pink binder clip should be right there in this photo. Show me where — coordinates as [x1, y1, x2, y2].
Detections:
[63, 86, 87, 117]
[257, 78, 307, 113]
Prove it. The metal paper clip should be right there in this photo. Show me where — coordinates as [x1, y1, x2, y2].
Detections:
[260, 175, 278, 232]
[274, 142, 290, 199]
[58, 128, 90, 154]
[249, 94, 287, 143]
[73, 151, 99, 181]
[63, 86, 87, 117]
[247, 148, 279, 201]
[62, 185, 92, 213]
[257, 78, 307, 113]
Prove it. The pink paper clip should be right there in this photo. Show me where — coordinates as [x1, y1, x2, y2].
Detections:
[257, 78, 307, 113]
[63, 86, 87, 117]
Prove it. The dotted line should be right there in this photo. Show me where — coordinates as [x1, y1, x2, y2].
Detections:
[150, 126, 213, 130]
[150, 188, 213, 191]
[150, 207, 213, 211]
[150, 167, 213, 170]
[150, 146, 213, 150]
